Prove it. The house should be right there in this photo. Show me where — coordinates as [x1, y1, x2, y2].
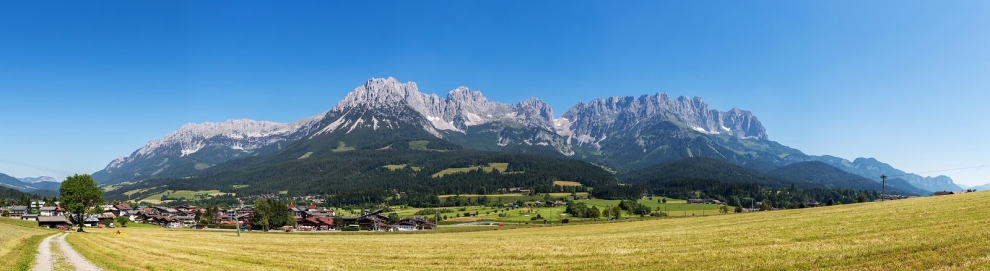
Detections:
[687, 199, 722, 204]
[39, 206, 58, 216]
[21, 214, 39, 221]
[510, 189, 532, 195]
[114, 203, 133, 213]
[38, 216, 72, 229]
[83, 215, 100, 227]
[395, 217, 435, 230]
[99, 212, 116, 226]
[934, 191, 955, 196]
[308, 208, 335, 218]
[10, 206, 28, 218]
[298, 217, 334, 231]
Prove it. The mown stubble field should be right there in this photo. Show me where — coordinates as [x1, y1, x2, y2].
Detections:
[67, 192, 990, 270]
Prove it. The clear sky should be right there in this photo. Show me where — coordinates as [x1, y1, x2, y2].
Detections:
[1, 1, 988, 186]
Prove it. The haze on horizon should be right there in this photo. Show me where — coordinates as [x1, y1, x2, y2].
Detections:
[1, 1, 988, 187]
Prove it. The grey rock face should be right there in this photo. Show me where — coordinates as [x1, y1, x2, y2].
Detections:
[331, 77, 556, 133]
[555, 93, 768, 148]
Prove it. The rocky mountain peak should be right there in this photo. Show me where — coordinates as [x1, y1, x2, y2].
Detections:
[333, 77, 420, 110]
[556, 92, 769, 147]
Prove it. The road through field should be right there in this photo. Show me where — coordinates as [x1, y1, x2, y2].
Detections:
[33, 233, 102, 271]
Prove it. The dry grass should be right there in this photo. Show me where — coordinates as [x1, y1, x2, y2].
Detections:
[0, 218, 56, 270]
[553, 181, 583, 187]
[432, 163, 510, 178]
[68, 192, 990, 270]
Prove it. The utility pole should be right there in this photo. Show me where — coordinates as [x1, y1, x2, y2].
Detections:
[881, 175, 887, 202]
[607, 204, 612, 221]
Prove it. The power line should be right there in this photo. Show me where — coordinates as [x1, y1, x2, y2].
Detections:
[0, 158, 75, 176]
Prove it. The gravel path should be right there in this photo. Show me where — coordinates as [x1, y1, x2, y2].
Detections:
[30, 234, 58, 271]
[32, 233, 103, 271]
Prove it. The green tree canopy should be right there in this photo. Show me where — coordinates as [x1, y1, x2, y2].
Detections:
[60, 174, 104, 230]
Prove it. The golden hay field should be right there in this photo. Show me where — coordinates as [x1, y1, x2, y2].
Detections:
[0, 218, 55, 269]
[67, 192, 990, 270]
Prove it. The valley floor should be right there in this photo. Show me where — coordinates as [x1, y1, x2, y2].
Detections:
[63, 191, 990, 270]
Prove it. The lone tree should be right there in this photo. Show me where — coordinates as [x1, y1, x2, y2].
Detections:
[60, 174, 103, 232]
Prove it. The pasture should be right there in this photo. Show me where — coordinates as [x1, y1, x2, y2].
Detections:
[431, 162, 510, 178]
[138, 189, 227, 204]
[0, 218, 56, 270]
[66, 191, 990, 270]
[552, 180, 582, 187]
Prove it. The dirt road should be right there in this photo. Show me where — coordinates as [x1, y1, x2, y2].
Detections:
[32, 233, 102, 271]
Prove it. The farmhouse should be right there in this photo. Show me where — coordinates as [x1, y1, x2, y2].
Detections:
[687, 199, 722, 204]
[298, 217, 334, 231]
[39, 206, 62, 216]
[9, 206, 27, 218]
[38, 216, 72, 229]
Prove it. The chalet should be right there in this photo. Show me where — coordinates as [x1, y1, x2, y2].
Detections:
[395, 217, 435, 231]
[176, 214, 196, 225]
[39, 206, 59, 216]
[687, 199, 722, 204]
[298, 217, 334, 231]
[102, 204, 117, 213]
[21, 214, 39, 221]
[236, 206, 254, 217]
[99, 212, 116, 226]
[510, 189, 533, 195]
[83, 215, 100, 227]
[114, 202, 133, 213]
[308, 208, 335, 218]
[163, 208, 179, 216]
[10, 206, 28, 218]
[38, 216, 72, 229]
[288, 204, 308, 221]
[934, 191, 955, 196]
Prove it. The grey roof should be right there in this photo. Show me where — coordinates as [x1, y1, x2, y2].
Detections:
[11, 206, 28, 211]
[38, 216, 70, 223]
[40, 206, 57, 211]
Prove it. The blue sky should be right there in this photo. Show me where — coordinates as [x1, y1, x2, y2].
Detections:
[1, 1, 988, 186]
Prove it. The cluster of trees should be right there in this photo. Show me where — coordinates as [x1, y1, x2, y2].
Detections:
[564, 202, 602, 219]
[617, 200, 652, 216]
[251, 198, 295, 231]
[104, 149, 618, 208]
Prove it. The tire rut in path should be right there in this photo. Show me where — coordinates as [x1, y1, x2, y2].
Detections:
[32, 232, 103, 271]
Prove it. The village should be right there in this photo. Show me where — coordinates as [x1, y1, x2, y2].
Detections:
[1, 200, 436, 232]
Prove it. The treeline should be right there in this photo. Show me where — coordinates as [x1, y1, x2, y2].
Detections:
[104, 149, 618, 208]
[612, 157, 885, 208]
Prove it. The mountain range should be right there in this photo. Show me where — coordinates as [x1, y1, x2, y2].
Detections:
[90, 77, 961, 195]
[0, 173, 60, 195]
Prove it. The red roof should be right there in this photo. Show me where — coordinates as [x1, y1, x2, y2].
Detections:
[308, 203, 317, 209]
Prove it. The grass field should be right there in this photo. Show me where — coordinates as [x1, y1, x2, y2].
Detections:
[431, 162, 510, 178]
[67, 191, 990, 270]
[139, 189, 226, 204]
[332, 141, 355, 153]
[383, 164, 422, 171]
[553, 181, 582, 187]
[408, 140, 430, 150]
[0, 218, 56, 270]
